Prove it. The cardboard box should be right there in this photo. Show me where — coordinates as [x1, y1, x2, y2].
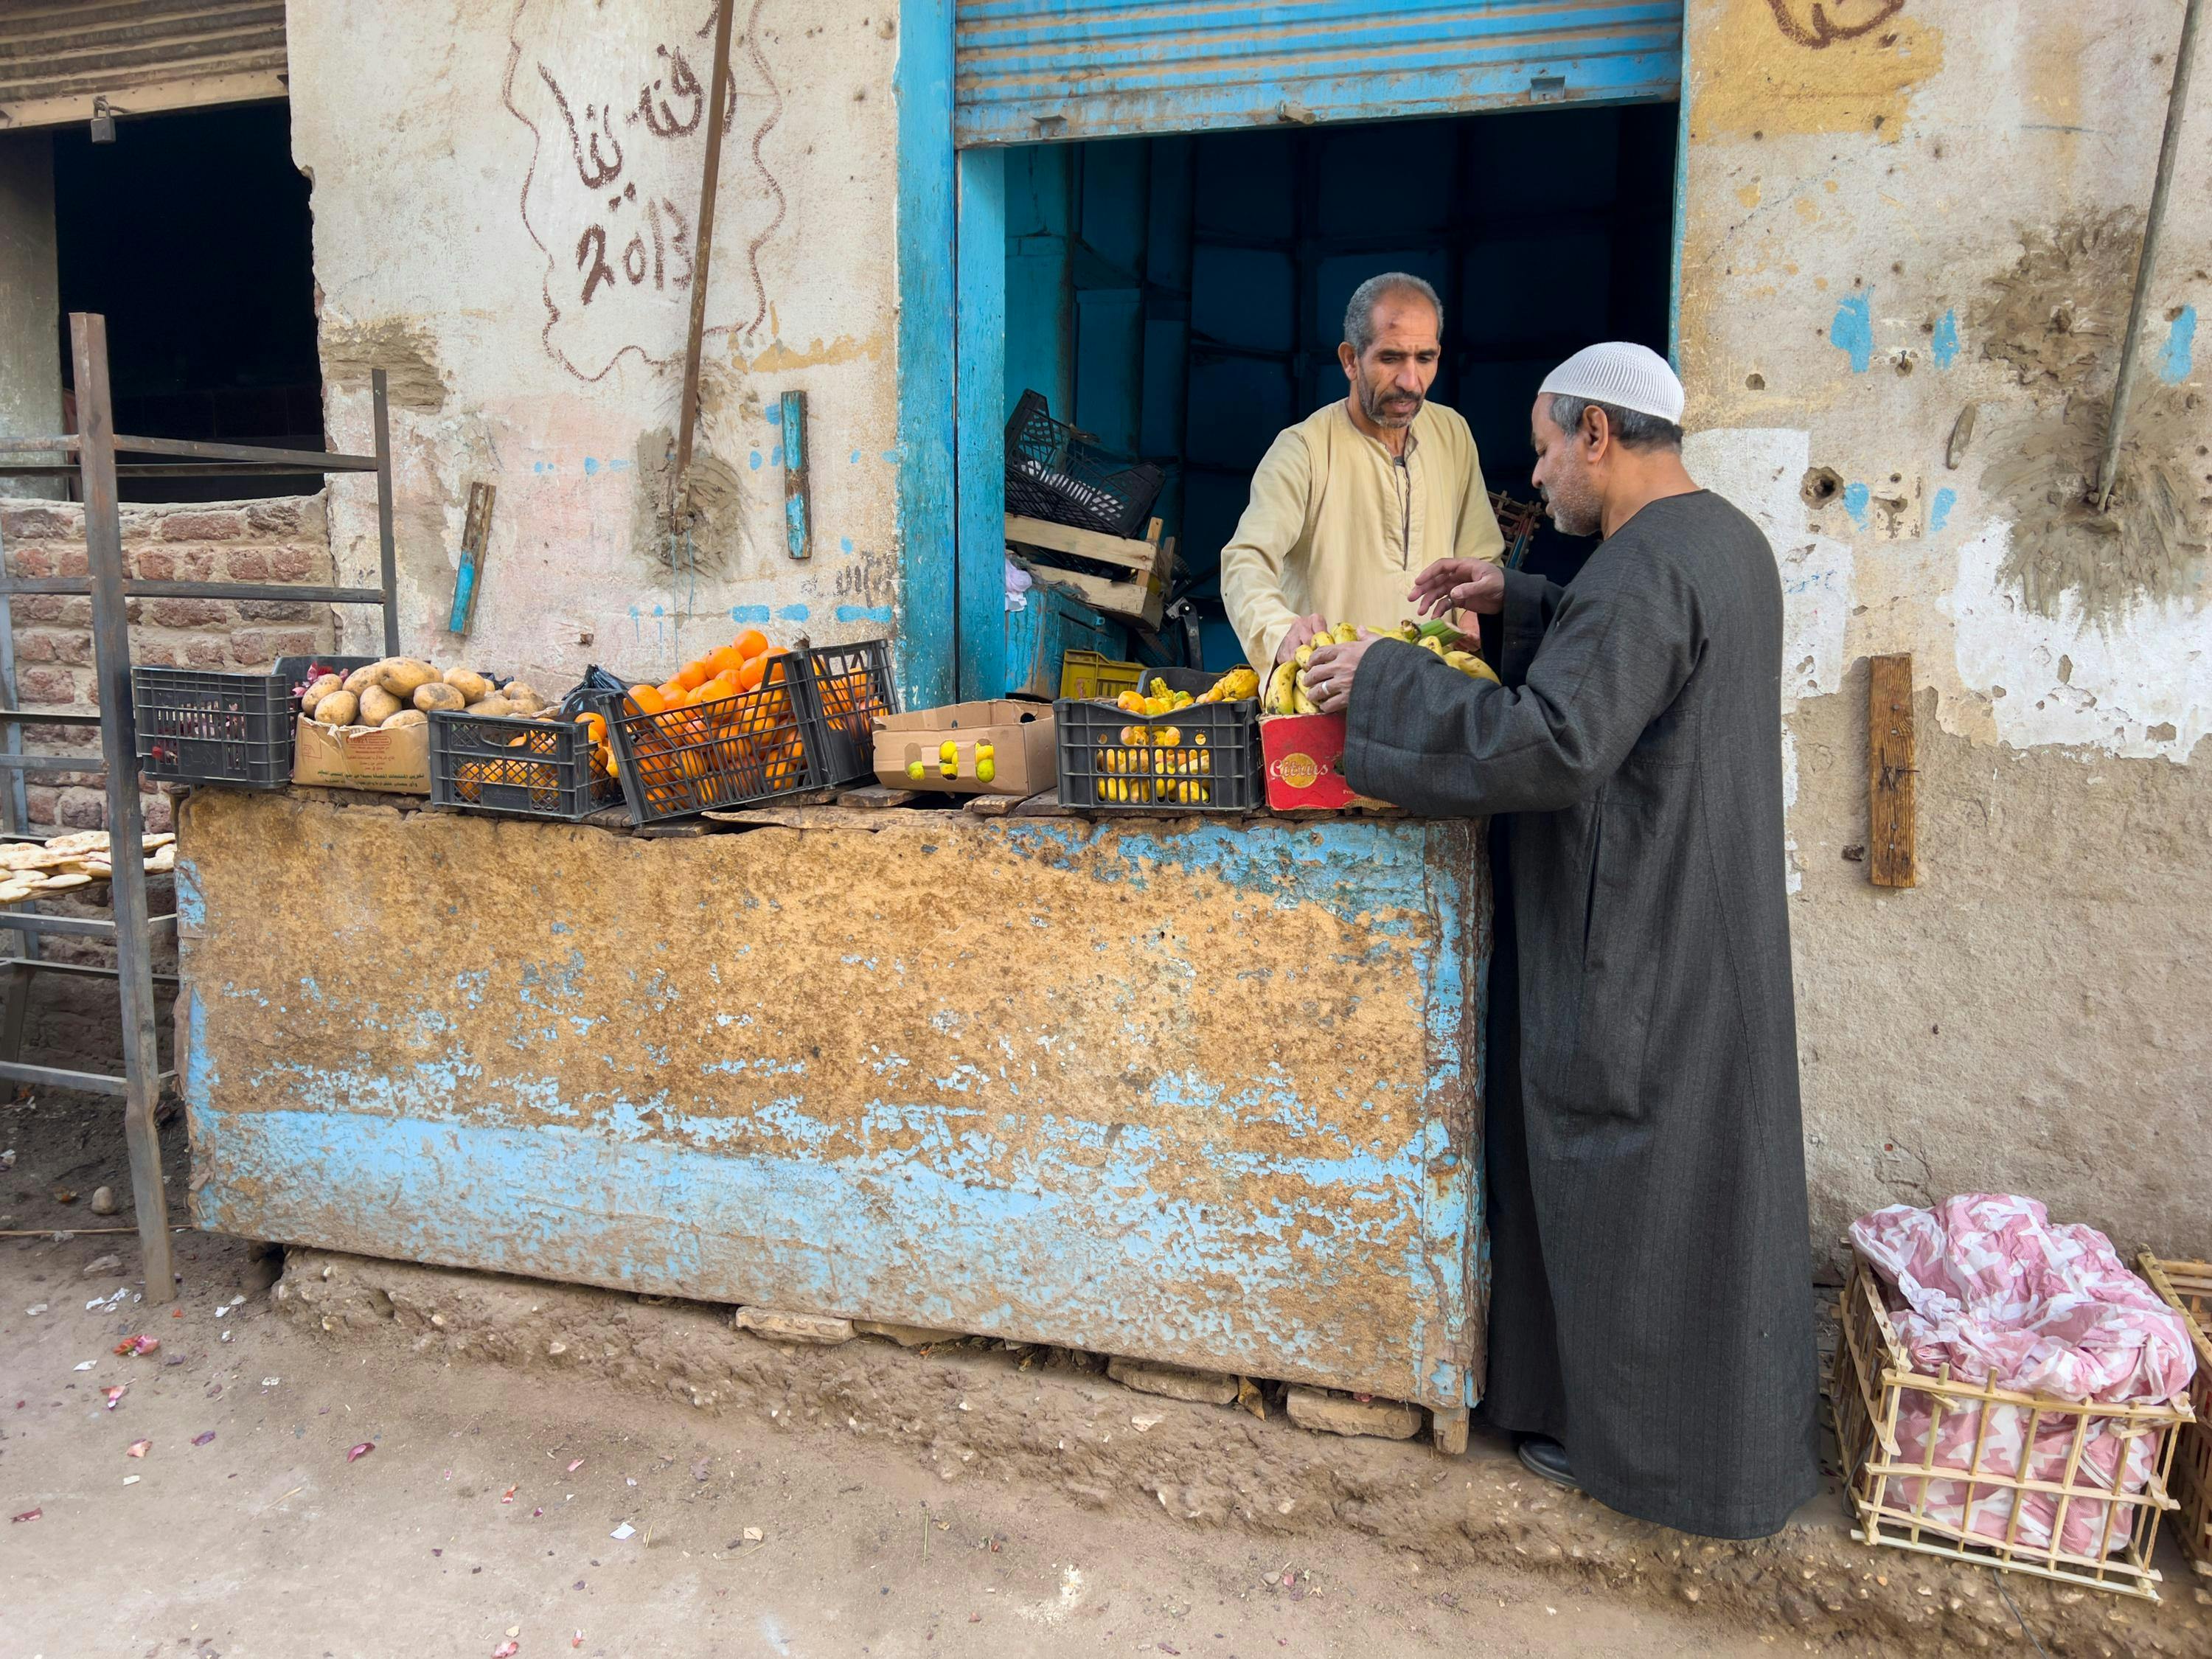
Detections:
[873, 700, 1055, 796]
[1259, 714, 1395, 813]
[293, 714, 431, 794]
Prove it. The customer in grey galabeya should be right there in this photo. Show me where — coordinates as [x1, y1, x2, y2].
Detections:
[1304, 341, 1820, 1540]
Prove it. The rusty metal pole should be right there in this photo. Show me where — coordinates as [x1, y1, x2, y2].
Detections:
[71, 313, 175, 1302]
[672, 0, 740, 528]
[2096, 0, 2202, 512]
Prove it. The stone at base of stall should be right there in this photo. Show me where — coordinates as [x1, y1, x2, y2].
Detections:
[271, 1248, 2211, 1657]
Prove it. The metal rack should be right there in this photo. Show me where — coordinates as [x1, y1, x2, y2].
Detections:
[0, 313, 399, 1301]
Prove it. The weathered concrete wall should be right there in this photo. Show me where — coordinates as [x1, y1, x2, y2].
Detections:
[285, 0, 905, 686]
[0, 130, 61, 498]
[1680, 0, 2212, 1265]
[179, 792, 1485, 1408]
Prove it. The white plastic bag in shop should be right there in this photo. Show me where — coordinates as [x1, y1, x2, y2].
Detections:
[1849, 1194, 2197, 1557]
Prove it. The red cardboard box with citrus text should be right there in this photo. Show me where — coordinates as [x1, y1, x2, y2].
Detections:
[1258, 714, 1394, 812]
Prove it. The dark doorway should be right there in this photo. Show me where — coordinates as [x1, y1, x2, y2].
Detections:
[1003, 102, 1680, 667]
[53, 102, 321, 501]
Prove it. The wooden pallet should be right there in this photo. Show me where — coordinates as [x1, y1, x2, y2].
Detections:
[1005, 513, 1170, 630]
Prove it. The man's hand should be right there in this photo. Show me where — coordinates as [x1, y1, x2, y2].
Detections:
[1276, 614, 1330, 664]
[1408, 558, 1504, 618]
[1304, 631, 1382, 716]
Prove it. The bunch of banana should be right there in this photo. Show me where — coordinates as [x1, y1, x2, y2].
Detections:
[1390, 619, 1500, 684]
[1261, 621, 1366, 714]
[1195, 666, 1259, 705]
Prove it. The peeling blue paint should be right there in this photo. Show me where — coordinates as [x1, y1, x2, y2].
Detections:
[835, 604, 895, 624]
[1831, 291, 1874, 373]
[849, 449, 862, 465]
[2158, 306, 2197, 385]
[1930, 487, 1957, 532]
[1930, 308, 1959, 369]
[840, 537, 854, 554]
[731, 605, 773, 624]
[187, 814, 1483, 1407]
[1843, 481, 1871, 527]
[749, 451, 763, 471]
[775, 604, 810, 622]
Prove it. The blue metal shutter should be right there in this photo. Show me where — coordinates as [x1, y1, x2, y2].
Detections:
[954, 0, 1683, 147]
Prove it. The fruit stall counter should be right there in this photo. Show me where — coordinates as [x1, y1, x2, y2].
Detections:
[174, 789, 1489, 1423]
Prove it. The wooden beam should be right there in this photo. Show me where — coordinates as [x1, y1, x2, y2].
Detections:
[1868, 653, 1916, 888]
[779, 392, 810, 560]
[1004, 513, 1160, 577]
[448, 481, 497, 636]
[672, 0, 739, 528]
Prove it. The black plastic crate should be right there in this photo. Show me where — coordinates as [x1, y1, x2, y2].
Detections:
[429, 709, 620, 822]
[1054, 695, 1261, 813]
[602, 667, 824, 824]
[790, 639, 898, 787]
[133, 653, 375, 789]
[1004, 390, 1165, 540]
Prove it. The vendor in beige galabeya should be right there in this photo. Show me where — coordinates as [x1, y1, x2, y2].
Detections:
[1219, 273, 1505, 672]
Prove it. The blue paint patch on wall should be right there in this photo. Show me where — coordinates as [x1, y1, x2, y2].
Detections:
[1831, 291, 1874, 373]
[776, 604, 810, 622]
[770, 445, 785, 467]
[748, 451, 763, 471]
[840, 537, 854, 554]
[731, 605, 773, 624]
[835, 604, 895, 624]
[849, 449, 863, 465]
[1930, 309, 1959, 369]
[765, 402, 783, 427]
[2158, 306, 2197, 384]
[1930, 487, 1957, 532]
[1843, 481, 1871, 528]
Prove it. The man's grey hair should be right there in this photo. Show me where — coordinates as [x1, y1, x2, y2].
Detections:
[1546, 392, 1684, 451]
[1343, 273, 1444, 356]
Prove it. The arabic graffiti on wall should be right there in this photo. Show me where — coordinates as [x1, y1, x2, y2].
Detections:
[1764, 0, 1907, 49]
[505, 0, 786, 382]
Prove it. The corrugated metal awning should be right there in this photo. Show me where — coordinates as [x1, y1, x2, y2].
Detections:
[955, 0, 1683, 147]
[0, 0, 288, 131]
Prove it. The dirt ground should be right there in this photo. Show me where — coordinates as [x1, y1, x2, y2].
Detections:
[0, 1090, 1785, 1659]
[4, 1087, 2202, 1659]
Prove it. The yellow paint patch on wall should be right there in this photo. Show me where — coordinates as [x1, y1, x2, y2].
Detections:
[1689, 0, 1944, 142]
[1736, 180, 1763, 208]
[730, 333, 886, 373]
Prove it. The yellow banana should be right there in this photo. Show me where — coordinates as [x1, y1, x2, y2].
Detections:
[1332, 621, 1358, 644]
[1265, 662, 1296, 714]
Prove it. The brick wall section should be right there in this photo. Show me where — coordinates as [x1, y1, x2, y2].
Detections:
[0, 496, 323, 1087]
[0, 493, 336, 831]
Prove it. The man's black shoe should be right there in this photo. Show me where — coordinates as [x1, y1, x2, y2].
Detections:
[1515, 1435, 1580, 1492]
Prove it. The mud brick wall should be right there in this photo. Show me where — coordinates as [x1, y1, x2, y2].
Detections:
[0, 493, 331, 1085]
[0, 493, 336, 834]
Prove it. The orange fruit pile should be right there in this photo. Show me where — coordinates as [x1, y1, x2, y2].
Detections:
[616, 629, 810, 813]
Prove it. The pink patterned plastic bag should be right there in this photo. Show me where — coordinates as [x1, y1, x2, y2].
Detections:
[1850, 1194, 2197, 1557]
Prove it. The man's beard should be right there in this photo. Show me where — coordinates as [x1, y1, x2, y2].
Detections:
[1359, 379, 1423, 428]
[1542, 481, 1602, 538]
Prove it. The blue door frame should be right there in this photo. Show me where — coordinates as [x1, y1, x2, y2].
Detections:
[895, 1, 1688, 703]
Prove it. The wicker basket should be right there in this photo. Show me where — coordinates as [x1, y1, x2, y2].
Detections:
[2138, 1254, 2212, 1578]
[1830, 1254, 2193, 1600]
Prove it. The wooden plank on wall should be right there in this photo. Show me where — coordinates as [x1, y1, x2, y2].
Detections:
[1868, 653, 1916, 888]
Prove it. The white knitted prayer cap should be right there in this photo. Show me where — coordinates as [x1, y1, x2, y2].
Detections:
[1538, 342, 1685, 424]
